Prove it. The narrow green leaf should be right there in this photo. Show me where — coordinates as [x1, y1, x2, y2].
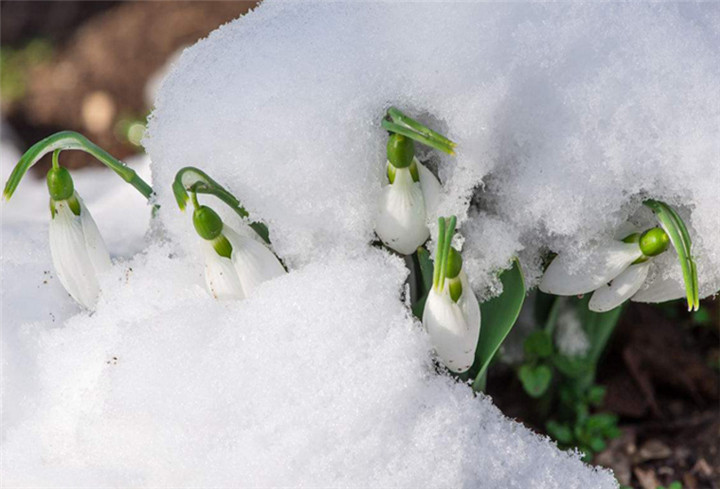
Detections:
[387, 107, 457, 149]
[416, 246, 434, 297]
[3, 130, 153, 200]
[471, 258, 526, 391]
[643, 199, 699, 311]
[381, 120, 455, 155]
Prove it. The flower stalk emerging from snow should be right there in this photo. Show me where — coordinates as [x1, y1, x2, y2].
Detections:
[174, 167, 284, 300]
[3, 132, 154, 310]
[374, 107, 455, 255]
[540, 201, 700, 312]
[423, 216, 481, 373]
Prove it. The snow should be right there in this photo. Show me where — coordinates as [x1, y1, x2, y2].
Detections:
[146, 1, 719, 297]
[3, 0, 719, 486]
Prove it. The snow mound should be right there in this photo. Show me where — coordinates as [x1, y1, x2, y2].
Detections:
[1, 235, 616, 487]
[146, 1, 719, 295]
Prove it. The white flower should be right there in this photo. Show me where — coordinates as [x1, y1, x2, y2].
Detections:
[423, 271, 481, 373]
[539, 228, 681, 312]
[375, 157, 441, 255]
[49, 195, 112, 309]
[200, 222, 285, 300]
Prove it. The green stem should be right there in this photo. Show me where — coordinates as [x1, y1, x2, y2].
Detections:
[173, 166, 270, 244]
[52, 150, 60, 170]
[3, 131, 153, 201]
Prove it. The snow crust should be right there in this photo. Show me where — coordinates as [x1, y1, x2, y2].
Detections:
[3, 0, 720, 486]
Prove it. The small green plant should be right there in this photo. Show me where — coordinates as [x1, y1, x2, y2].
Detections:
[517, 293, 624, 460]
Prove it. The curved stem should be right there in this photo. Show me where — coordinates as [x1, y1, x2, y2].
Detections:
[3, 131, 153, 201]
[52, 149, 60, 170]
[173, 166, 270, 244]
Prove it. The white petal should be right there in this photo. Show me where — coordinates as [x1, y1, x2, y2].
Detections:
[201, 242, 245, 301]
[539, 241, 642, 296]
[631, 272, 686, 303]
[374, 166, 429, 255]
[48, 201, 101, 309]
[225, 226, 285, 297]
[589, 262, 650, 312]
[422, 276, 480, 374]
[416, 158, 441, 217]
[77, 196, 112, 274]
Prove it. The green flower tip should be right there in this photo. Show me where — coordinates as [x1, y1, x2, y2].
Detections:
[387, 134, 415, 169]
[639, 227, 670, 257]
[193, 205, 224, 241]
[46, 167, 75, 201]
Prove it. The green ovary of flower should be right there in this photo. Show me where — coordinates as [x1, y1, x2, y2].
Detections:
[193, 205, 224, 241]
[639, 227, 670, 257]
[386, 133, 415, 169]
[46, 167, 74, 201]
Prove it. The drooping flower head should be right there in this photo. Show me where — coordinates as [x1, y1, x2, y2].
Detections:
[3, 132, 154, 309]
[173, 167, 285, 300]
[374, 107, 455, 255]
[423, 216, 481, 373]
[540, 200, 700, 312]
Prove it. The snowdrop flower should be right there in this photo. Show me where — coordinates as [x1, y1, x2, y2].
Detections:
[3, 132, 154, 309]
[46, 166, 112, 309]
[423, 216, 480, 373]
[540, 227, 677, 312]
[375, 107, 455, 255]
[192, 201, 285, 300]
[375, 134, 441, 254]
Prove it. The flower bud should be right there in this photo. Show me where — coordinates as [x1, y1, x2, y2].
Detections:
[193, 205, 224, 241]
[46, 167, 74, 201]
[639, 227, 670, 257]
[387, 133, 415, 169]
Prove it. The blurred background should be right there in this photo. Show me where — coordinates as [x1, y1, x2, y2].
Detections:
[1, 0, 257, 171]
[1, 3, 717, 489]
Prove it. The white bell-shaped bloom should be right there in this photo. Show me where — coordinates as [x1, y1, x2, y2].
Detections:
[588, 261, 650, 312]
[539, 241, 642, 296]
[201, 224, 285, 300]
[201, 241, 245, 300]
[48, 195, 112, 309]
[423, 272, 481, 373]
[631, 273, 685, 303]
[224, 226, 285, 295]
[375, 158, 441, 255]
[540, 228, 678, 312]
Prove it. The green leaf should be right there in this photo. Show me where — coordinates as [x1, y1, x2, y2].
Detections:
[519, 364, 552, 398]
[643, 199, 699, 311]
[471, 258, 526, 391]
[3, 130, 153, 201]
[552, 354, 593, 379]
[586, 385, 606, 406]
[546, 420, 574, 445]
[416, 246, 434, 295]
[524, 330, 553, 359]
[383, 107, 456, 155]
